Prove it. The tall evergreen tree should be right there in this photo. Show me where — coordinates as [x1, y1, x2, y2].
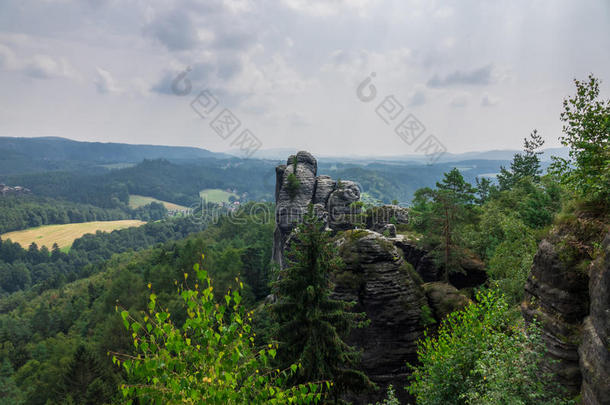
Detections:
[0, 359, 24, 405]
[411, 168, 476, 279]
[62, 345, 114, 405]
[497, 130, 545, 190]
[272, 205, 374, 403]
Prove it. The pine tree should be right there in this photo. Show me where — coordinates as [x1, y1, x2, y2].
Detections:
[272, 205, 375, 403]
[497, 130, 545, 190]
[62, 345, 114, 404]
[412, 168, 476, 279]
[0, 359, 24, 405]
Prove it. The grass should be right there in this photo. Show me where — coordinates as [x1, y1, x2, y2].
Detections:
[129, 195, 188, 212]
[1, 220, 146, 250]
[199, 188, 239, 204]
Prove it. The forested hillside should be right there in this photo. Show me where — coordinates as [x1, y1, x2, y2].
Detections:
[0, 206, 275, 404]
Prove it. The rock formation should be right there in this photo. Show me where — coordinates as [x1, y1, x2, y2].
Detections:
[272, 152, 471, 404]
[579, 233, 610, 404]
[522, 212, 610, 404]
[335, 230, 427, 404]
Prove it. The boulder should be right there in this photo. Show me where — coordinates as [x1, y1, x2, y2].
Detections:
[366, 205, 410, 231]
[449, 256, 488, 289]
[423, 282, 470, 321]
[393, 236, 442, 282]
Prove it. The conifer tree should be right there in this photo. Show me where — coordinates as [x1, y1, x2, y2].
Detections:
[497, 130, 545, 190]
[272, 205, 374, 403]
[0, 359, 24, 405]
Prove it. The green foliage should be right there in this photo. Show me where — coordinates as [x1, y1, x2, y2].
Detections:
[0, 208, 277, 404]
[114, 258, 321, 404]
[370, 385, 399, 405]
[286, 173, 301, 200]
[62, 345, 115, 404]
[551, 74, 610, 202]
[407, 289, 572, 405]
[410, 168, 477, 278]
[419, 304, 436, 328]
[0, 215, 204, 295]
[0, 358, 24, 405]
[272, 205, 375, 402]
[486, 216, 537, 304]
[497, 130, 545, 190]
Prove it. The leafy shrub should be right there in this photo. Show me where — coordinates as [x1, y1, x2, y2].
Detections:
[407, 289, 572, 405]
[370, 384, 399, 405]
[113, 256, 322, 404]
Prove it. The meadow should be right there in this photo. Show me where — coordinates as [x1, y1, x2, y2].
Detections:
[0, 219, 146, 249]
[128, 194, 188, 211]
[199, 188, 240, 204]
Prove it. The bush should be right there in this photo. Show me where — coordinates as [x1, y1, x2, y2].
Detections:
[113, 255, 322, 404]
[407, 289, 572, 405]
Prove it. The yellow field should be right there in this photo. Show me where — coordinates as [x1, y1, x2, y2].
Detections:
[129, 195, 188, 212]
[0, 220, 146, 250]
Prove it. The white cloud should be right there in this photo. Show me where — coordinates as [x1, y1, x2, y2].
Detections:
[94, 67, 122, 94]
[0, 43, 17, 69]
[450, 92, 470, 107]
[481, 93, 500, 107]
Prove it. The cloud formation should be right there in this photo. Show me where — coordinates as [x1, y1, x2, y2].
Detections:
[0, 0, 609, 155]
[427, 65, 494, 88]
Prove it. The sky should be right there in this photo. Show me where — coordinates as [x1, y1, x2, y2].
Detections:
[0, 0, 609, 157]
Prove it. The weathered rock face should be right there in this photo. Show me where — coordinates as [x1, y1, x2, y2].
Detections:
[365, 205, 410, 233]
[579, 233, 610, 405]
[393, 237, 441, 282]
[335, 230, 427, 404]
[273, 152, 366, 266]
[328, 181, 362, 231]
[522, 217, 610, 403]
[522, 239, 589, 395]
[423, 282, 470, 321]
[273, 151, 319, 268]
[313, 175, 335, 206]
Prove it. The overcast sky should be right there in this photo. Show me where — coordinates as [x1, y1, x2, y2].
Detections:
[0, 0, 609, 156]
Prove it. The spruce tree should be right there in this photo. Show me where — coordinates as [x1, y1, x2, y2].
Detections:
[272, 205, 374, 403]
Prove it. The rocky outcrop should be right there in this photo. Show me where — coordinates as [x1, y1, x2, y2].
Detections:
[448, 256, 488, 289]
[313, 175, 335, 206]
[271, 152, 474, 404]
[393, 237, 441, 282]
[365, 205, 410, 232]
[579, 233, 610, 405]
[273, 151, 318, 268]
[522, 239, 589, 395]
[328, 181, 362, 231]
[522, 210, 610, 403]
[423, 282, 471, 321]
[335, 230, 427, 404]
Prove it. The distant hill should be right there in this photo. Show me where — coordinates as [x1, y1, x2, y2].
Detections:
[233, 147, 569, 164]
[0, 136, 228, 173]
